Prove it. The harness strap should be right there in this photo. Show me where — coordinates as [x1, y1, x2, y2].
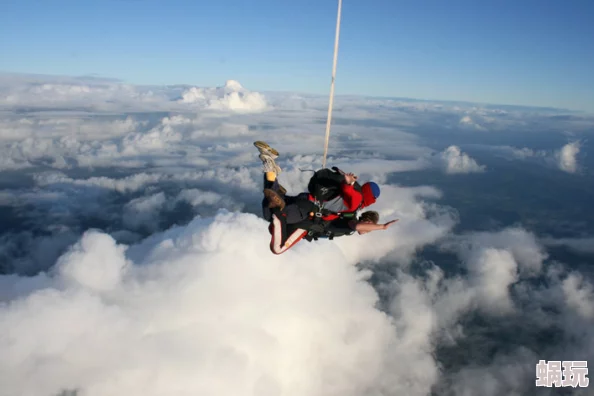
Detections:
[305, 190, 364, 219]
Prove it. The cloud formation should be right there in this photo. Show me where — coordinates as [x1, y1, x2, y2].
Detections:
[491, 139, 584, 173]
[1, 73, 593, 396]
[0, 73, 269, 114]
[542, 236, 594, 254]
[0, 208, 451, 396]
[557, 140, 581, 173]
[437, 145, 486, 174]
[179, 80, 268, 112]
[459, 115, 487, 131]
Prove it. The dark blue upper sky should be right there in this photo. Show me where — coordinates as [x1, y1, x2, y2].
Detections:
[1, 0, 593, 112]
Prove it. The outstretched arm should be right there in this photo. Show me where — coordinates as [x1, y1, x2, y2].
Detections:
[354, 219, 398, 233]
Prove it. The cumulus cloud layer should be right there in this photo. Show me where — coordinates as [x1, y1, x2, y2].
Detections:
[0, 204, 455, 396]
[1, 73, 593, 396]
[3, 221, 593, 396]
[0, 74, 269, 114]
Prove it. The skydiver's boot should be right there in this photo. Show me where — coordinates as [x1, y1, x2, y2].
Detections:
[257, 142, 286, 193]
[254, 141, 279, 159]
[264, 188, 286, 211]
[259, 153, 282, 175]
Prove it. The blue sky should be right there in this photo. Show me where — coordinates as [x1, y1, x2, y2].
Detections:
[1, 0, 593, 112]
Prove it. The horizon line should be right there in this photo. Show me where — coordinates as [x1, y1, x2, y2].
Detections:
[1, 70, 590, 116]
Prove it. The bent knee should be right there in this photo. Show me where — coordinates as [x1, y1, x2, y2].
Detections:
[270, 246, 285, 255]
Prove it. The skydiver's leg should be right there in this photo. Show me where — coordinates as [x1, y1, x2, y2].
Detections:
[255, 141, 307, 253]
[263, 188, 313, 225]
[257, 144, 285, 221]
[260, 160, 286, 194]
[269, 210, 307, 255]
[255, 140, 285, 193]
[262, 172, 278, 221]
[263, 172, 280, 191]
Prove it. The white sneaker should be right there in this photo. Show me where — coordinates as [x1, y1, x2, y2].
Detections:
[260, 153, 282, 174]
[254, 141, 279, 159]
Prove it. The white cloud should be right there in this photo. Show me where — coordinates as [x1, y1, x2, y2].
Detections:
[562, 272, 594, 319]
[396, 227, 593, 395]
[542, 236, 594, 254]
[0, 212, 419, 396]
[400, 227, 551, 349]
[122, 192, 168, 232]
[557, 140, 581, 173]
[491, 140, 584, 173]
[0, 114, 222, 171]
[437, 145, 486, 174]
[459, 115, 487, 131]
[468, 248, 518, 313]
[370, 225, 594, 396]
[1, 73, 593, 396]
[380, 270, 441, 395]
[179, 80, 268, 112]
[457, 227, 548, 276]
[506, 146, 539, 160]
[0, 73, 269, 114]
[33, 166, 260, 196]
[55, 230, 129, 292]
[443, 348, 541, 396]
[120, 189, 245, 234]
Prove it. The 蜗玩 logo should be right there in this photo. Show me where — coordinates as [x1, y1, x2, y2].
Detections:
[536, 360, 589, 388]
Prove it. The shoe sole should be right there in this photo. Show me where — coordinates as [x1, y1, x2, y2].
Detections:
[254, 141, 279, 156]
